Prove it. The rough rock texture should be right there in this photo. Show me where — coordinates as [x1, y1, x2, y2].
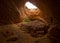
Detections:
[0, 24, 51, 43]
[49, 26, 60, 43]
[18, 20, 49, 38]
[0, 24, 35, 43]
[0, 0, 21, 25]
[0, 0, 60, 43]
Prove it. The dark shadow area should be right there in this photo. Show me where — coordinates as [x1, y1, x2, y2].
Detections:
[0, 0, 60, 43]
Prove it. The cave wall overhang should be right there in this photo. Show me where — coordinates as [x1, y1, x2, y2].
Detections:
[17, 0, 52, 25]
[0, 0, 53, 25]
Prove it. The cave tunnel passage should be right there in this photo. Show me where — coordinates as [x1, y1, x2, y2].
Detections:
[19, 0, 52, 25]
[0, 0, 53, 25]
[0, 0, 60, 43]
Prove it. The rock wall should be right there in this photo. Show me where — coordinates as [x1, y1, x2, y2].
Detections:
[0, 0, 21, 25]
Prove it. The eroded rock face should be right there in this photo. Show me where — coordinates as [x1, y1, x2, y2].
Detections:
[19, 20, 49, 38]
[49, 26, 60, 43]
[0, 24, 37, 43]
[0, 0, 21, 25]
[0, 24, 22, 43]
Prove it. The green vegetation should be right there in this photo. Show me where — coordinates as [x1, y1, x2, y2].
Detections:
[24, 18, 31, 22]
